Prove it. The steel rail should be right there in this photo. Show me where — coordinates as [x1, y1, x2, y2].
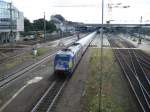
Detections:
[0, 52, 56, 88]
[108, 37, 150, 111]
[31, 79, 67, 112]
[120, 49, 150, 107]
[136, 54, 150, 70]
[115, 48, 150, 111]
[128, 50, 150, 102]
[110, 38, 150, 101]
[0, 34, 81, 88]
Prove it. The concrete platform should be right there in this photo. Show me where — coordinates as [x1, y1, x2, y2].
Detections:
[112, 48, 140, 50]
[120, 34, 150, 55]
[90, 34, 110, 48]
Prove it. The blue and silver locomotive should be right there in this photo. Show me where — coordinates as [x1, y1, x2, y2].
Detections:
[54, 32, 96, 76]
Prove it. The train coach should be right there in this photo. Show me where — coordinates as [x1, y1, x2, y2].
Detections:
[54, 32, 96, 76]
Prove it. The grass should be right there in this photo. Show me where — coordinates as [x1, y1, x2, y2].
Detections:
[0, 47, 49, 74]
[5, 60, 22, 70]
[1, 52, 32, 71]
[37, 48, 49, 56]
[82, 48, 138, 112]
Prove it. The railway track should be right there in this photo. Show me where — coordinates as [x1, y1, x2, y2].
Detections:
[119, 38, 150, 73]
[135, 51, 150, 70]
[111, 37, 150, 71]
[115, 49, 150, 111]
[0, 48, 31, 65]
[31, 79, 67, 112]
[108, 37, 150, 112]
[0, 35, 80, 88]
[31, 33, 93, 112]
[0, 35, 79, 65]
[0, 51, 56, 88]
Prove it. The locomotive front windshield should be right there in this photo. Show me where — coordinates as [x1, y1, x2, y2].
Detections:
[54, 54, 72, 70]
[55, 55, 70, 62]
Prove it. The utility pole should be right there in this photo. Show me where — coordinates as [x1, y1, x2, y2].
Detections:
[9, 2, 13, 43]
[99, 0, 104, 112]
[44, 12, 46, 41]
[138, 16, 142, 44]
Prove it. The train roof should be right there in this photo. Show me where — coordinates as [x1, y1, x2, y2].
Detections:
[75, 32, 96, 45]
[68, 43, 82, 54]
[56, 48, 74, 57]
[56, 43, 82, 57]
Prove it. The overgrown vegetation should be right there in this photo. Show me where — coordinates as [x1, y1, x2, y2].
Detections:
[82, 48, 138, 112]
[0, 47, 50, 74]
[24, 18, 56, 33]
[37, 48, 49, 56]
[0, 52, 32, 73]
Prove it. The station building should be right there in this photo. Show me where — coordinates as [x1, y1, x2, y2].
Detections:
[0, 0, 24, 44]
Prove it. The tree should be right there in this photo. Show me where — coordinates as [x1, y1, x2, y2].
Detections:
[33, 18, 44, 31]
[33, 18, 56, 32]
[53, 14, 65, 22]
[24, 18, 33, 32]
[24, 18, 56, 33]
[47, 21, 56, 33]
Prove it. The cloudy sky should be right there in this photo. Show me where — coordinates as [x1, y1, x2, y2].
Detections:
[5, 0, 150, 24]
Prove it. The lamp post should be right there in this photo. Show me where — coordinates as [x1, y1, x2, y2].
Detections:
[98, 2, 131, 112]
[9, 2, 13, 43]
[99, 0, 104, 111]
[138, 16, 142, 44]
[44, 12, 46, 41]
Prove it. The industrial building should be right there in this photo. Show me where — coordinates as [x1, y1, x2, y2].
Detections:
[0, 0, 24, 44]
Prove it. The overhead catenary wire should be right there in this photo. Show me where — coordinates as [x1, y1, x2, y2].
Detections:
[52, 4, 99, 8]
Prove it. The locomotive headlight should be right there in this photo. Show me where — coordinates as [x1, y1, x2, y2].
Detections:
[68, 60, 73, 68]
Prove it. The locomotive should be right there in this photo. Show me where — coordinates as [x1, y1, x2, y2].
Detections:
[54, 32, 96, 76]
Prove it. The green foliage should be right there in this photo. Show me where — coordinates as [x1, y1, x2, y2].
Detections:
[37, 48, 49, 56]
[83, 48, 138, 112]
[47, 21, 56, 33]
[33, 18, 56, 32]
[24, 17, 56, 33]
[24, 18, 33, 32]
[33, 19, 44, 31]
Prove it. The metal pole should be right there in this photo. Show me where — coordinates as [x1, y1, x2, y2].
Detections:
[138, 16, 142, 44]
[44, 12, 46, 41]
[9, 2, 13, 43]
[140, 16, 142, 41]
[99, 0, 104, 112]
